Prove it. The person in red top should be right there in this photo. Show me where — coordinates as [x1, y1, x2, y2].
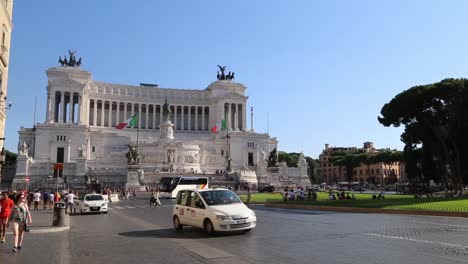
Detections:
[0, 191, 14, 243]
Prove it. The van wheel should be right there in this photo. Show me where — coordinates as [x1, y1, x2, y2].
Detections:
[204, 219, 215, 235]
[173, 216, 183, 230]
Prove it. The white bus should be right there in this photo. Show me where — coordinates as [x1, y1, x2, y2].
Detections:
[158, 176, 209, 198]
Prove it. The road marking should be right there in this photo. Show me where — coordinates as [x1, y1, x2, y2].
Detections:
[111, 207, 236, 259]
[366, 233, 468, 250]
[114, 206, 125, 209]
[124, 206, 135, 209]
[402, 221, 468, 228]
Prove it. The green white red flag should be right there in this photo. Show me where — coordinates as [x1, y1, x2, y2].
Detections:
[116, 114, 138, 129]
[211, 119, 227, 133]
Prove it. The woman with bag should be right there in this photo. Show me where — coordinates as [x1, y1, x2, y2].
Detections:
[9, 193, 32, 252]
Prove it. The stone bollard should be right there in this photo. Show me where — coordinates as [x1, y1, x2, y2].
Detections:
[52, 202, 69, 227]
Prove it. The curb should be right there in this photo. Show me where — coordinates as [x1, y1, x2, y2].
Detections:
[264, 203, 468, 218]
[5, 226, 70, 235]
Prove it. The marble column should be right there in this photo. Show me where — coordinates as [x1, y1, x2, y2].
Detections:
[194, 107, 198, 130]
[69, 94, 74, 123]
[202, 107, 205, 131]
[100, 101, 105, 127]
[181, 106, 185, 130]
[152, 104, 156, 129]
[138, 104, 141, 129]
[242, 104, 247, 131]
[93, 100, 97, 126]
[234, 104, 238, 131]
[159, 104, 163, 126]
[60, 92, 65, 123]
[124, 102, 127, 121]
[51, 92, 57, 122]
[174, 105, 178, 130]
[145, 104, 149, 129]
[188, 106, 192, 131]
[227, 103, 232, 131]
[116, 102, 120, 125]
[46, 92, 51, 123]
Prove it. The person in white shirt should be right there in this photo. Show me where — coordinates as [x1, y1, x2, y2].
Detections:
[65, 192, 75, 214]
[33, 191, 41, 211]
[48, 192, 55, 209]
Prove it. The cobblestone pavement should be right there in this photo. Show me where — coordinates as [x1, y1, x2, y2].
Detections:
[0, 194, 467, 264]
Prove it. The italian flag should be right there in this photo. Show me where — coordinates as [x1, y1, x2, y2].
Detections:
[211, 119, 227, 133]
[116, 114, 138, 129]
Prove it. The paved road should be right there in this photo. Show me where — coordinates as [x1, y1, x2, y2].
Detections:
[1, 195, 468, 264]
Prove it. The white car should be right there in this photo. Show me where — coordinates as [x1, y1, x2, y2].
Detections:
[75, 194, 108, 214]
[172, 189, 256, 234]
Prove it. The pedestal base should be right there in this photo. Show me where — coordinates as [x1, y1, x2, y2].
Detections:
[125, 165, 146, 191]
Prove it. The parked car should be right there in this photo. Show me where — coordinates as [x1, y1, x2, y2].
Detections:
[74, 194, 108, 214]
[258, 185, 275, 193]
[173, 189, 256, 234]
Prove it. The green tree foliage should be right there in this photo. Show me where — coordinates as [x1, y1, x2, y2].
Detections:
[330, 152, 361, 182]
[278, 151, 299, 167]
[278, 152, 317, 182]
[267, 147, 278, 167]
[378, 78, 468, 192]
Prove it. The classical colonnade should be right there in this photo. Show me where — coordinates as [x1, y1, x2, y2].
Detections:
[47, 91, 246, 131]
[47, 91, 82, 124]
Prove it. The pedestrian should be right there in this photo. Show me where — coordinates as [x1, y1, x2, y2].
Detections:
[0, 191, 14, 243]
[65, 191, 75, 214]
[126, 189, 130, 200]
[155, 189, 161, 206]
[42, 190, 49, 210]
[132, 188, 136, 200]
[246, 188, 251, 204]
[48, 192, 55, 209]
[33, 190, 41, 211]
[9, 193, 32, 252]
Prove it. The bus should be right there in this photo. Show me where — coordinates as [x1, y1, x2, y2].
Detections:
[158, 176, 209, 198]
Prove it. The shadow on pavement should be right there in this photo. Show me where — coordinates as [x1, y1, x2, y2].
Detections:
[118, 228, 245, 239]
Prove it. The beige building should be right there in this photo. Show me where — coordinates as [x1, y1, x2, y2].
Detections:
[317, 142, 403, 185]
[0, 0, 13, 180]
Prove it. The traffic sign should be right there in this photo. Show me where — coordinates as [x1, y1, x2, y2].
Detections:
[25, 176, 30, 182]
[54, 163, 64, 170]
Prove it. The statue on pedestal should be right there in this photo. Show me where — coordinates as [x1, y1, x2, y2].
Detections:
[162, 100, 171, 121]
[126, 144, 140, 165]
[78, 144, 86, 157]
[18, 141, 29, 156]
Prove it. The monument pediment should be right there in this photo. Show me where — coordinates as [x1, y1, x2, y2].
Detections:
[49, 78, 87, 89]
[215, 91, 248, 100]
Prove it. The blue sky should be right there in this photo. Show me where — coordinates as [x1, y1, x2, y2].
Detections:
[5, 1, 468, 157]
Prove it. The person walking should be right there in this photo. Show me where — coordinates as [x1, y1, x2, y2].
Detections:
[0, 191, 14, 243]
[65, 191, 75, 214]
[42, 190, 49, 210]
[9, 193, 32, 252]
[33, 190, 41, 211]
[132, 188, 136, 200]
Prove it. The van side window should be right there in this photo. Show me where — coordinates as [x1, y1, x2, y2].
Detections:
[184, 191, 195, 206]
[181, 191, 191, 206]
[177, 191, 187, 205]
[190, 194, 202, 208]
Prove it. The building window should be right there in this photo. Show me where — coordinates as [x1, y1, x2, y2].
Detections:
[56, 136, 67, 142]
[221, 150, 224, 156]
[92, 146, 95, 152]
[376, 169, 380, 174]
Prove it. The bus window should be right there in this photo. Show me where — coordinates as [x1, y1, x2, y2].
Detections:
[197, 178, 208, 185]
[179, 178, 198, 185]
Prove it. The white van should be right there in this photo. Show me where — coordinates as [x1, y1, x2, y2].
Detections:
[172, 189, 256, 234]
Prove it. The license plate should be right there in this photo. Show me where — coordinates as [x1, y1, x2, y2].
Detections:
[237, 220, 246, 224]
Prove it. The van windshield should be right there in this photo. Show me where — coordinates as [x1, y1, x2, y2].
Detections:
[199, 190, 242, 206]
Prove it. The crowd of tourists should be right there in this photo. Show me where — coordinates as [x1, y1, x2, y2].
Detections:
[282, 187, 318, 201]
